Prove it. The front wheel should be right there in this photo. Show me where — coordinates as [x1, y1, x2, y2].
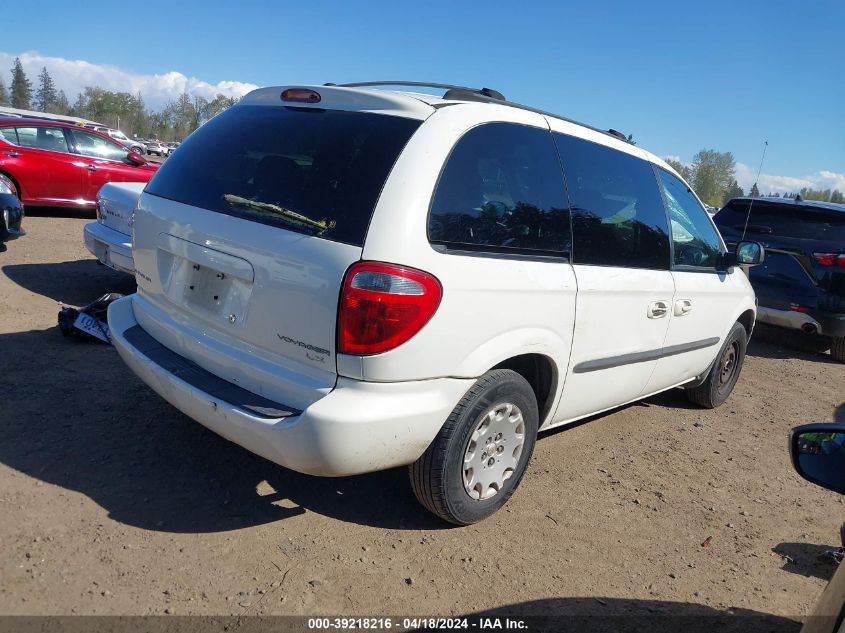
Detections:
[685, 322, 748, 408]
[409, 369, 539, 525]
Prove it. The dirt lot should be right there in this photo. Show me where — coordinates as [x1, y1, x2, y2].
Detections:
[1, 214, 844, 629]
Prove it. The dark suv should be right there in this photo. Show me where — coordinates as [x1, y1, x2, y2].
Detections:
[715, 196, 845, 362]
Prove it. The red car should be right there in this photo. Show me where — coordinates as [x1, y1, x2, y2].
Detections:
[0, 117, 159, 209]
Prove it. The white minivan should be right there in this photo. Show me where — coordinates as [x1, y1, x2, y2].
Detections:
[108, 83, 763, 524]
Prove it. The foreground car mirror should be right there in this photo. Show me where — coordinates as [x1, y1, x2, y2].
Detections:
[126, 151, 146, 166]
[790, 423, 845, 495]
[719, 240, 765, 270]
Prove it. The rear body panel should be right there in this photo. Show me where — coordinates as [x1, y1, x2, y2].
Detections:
[132, 192, 361, 409]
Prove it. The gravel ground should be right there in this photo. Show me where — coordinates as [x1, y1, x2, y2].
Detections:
[1, 214, 844, 630]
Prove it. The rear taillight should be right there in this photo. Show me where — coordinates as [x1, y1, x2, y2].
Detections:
[813, 253, 845, 269]
[338, 261, 442, 355]
[789, 303, 812, 313]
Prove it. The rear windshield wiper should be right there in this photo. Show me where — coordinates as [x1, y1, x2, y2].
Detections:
[223, 194, 336, 234]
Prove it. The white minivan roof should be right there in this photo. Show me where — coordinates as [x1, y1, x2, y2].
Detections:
[240, 84, 677, 179]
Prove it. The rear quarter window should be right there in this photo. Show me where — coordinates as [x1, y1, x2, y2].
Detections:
[428, 123, 571, 256]
[144, 106, 421, 247]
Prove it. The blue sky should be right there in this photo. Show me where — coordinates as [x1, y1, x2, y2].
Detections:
[5, 0, 844, 192]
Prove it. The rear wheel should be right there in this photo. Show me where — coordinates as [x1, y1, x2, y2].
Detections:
[832, 337, 845, 363]
[409, 369, 538, 525]
[685, 322, 747, 408]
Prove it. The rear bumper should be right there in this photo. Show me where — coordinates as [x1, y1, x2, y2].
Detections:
[108, 295, 475, 477]
[757, 305, 845, 338]
[83, 222, 134, 275]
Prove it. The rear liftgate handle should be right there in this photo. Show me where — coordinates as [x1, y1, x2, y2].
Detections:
[647, 300, 670, 319]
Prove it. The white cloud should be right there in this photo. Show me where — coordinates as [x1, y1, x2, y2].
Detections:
[0, 51, 258, 110]
[735, 162, 845, 195]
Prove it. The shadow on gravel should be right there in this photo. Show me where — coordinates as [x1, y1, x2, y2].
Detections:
[747, 325, 839, 365]
[469, 597, 801, 632]
[2, 259, 136, 306]
[773, 542, 842, 582]
[23, 206, 96, 219]
[0, 324, 447, 533]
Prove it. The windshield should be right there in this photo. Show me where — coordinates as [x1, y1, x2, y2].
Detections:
[145, 105, 421, 246]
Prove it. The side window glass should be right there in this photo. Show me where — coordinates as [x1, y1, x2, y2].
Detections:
[15, 126, 69, 153]
[69, 129, 128, 161]
[0, 127, 19, 145]
[429, 123, 571, 256]
[554, 133, 670, 269]
[657, 168, 722, 269]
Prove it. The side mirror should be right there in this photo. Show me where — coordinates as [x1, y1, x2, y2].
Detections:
[790, 423, 845, 495]
[719, 240, 765, 270]
[736, 241, 765, 265]
[126, 151, 146, 166]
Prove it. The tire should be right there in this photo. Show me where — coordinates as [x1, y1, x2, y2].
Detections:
[832, 337, 845, 363]
[409, 369, 539, 525]
[0, 173, 18, 198]
[685, 322, 748, 409]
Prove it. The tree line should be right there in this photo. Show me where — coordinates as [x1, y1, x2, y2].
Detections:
[0, 57, 238, 141]
[664, 150, 843, 207]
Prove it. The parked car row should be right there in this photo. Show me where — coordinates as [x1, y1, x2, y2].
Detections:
[141, 140, 180, 157]
[83, 124, 147, 155]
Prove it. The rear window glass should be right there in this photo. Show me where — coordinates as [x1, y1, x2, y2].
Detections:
[145, 106, 421, 247]
[716, 201, 845, 242]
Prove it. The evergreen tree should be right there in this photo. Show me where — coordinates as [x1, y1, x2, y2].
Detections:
[35, 66, 58, 112]
[0, 78, 9, 106]
[749, 183, 760, 197]
[53, 90, 70, 115]
[723, 179, 744, 204]
[9, 57, 33, 109]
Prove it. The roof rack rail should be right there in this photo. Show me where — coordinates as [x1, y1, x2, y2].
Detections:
[332, 81, 506, 101]
[331, 81, 634, 145]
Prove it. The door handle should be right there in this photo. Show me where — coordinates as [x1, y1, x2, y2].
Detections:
[83, 164, 97, 171]
[674, 299, 693, 316]
[647, 300, 670, 319]
[3, 150, 21, 157]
